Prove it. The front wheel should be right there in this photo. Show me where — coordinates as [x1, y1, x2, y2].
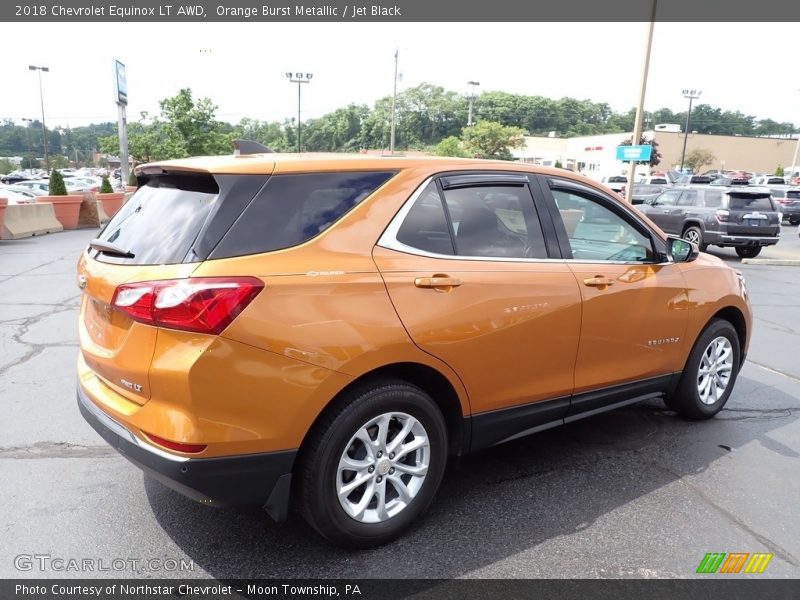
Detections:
[666, 319, 740, 419]
[297, 380, 448, 547]
[789, 217, 799, 226]
[735, 246, 762, 259]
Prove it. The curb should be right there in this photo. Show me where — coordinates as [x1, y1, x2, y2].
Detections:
[741, 259, 800, 266]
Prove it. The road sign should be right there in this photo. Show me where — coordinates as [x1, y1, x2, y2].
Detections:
[616, 144, 652, 162]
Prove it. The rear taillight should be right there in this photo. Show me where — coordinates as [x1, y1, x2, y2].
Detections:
[776, 199, 789, 205]
[143, 432, 207, 454]
[715, 209, 729, 223]
[112, 277, 264, 335]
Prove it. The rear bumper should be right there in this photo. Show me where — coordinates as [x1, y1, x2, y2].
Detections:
[705, 233, 779, 247]
[77, 385, 297, 520]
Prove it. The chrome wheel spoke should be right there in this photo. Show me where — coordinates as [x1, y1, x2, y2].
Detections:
[336, 411, 430, 524]
[696, 336, 734, 405]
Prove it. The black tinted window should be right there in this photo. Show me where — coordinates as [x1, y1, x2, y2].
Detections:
[396, 182, 454, 255]
[93, 174, 218, 265]
[727, 194, 774, 211]
[677, 190, 697, 206]
[212, 171, 394, 259]
[443, 185, 547, 258]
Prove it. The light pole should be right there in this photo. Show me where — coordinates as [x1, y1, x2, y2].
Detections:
[789, 90, 800, 184]
[467, 81, 481, 126]
[390, 50, 399, 155]
[286, 72, 312, 153]
[679, 89, 702, 172]
[21, 118, 34, 171]
[29, 65, 50, 172]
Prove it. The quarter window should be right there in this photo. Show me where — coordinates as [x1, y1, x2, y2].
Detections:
[551, 189, 654, 262]
[395, 182, 454, 255]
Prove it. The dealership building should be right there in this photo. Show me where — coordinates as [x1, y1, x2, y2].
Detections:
[512, 128, 800, 180]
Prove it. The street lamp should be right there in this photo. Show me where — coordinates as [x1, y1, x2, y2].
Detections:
[286, 72, 312, 153]
[467, 81, 481, 126]
[29, 65, 50, 172]
[679, 89, 702, 172]
[789, 90, 800, 185]
[21, 118, 34, 171]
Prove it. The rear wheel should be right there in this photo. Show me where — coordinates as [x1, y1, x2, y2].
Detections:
[666, 318, 740, 419]
[789, 217, 800, 226]
[297, 379, 447, 547]
[735, 246, 761, 259]
[682, 225, 707, 251]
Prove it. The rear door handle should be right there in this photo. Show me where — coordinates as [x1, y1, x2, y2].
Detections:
[414, 276, 462, 290]
[583, 276, 615, 288]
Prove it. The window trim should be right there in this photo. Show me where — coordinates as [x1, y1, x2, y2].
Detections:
[377, 173, 559, 263]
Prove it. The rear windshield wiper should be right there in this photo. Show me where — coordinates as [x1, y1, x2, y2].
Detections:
[89, 239, 135, 258]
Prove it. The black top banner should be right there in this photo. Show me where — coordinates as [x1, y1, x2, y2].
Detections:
[3, 0, 800, 22]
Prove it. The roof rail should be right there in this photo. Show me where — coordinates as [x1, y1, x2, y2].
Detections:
[232, 139, 275, 155]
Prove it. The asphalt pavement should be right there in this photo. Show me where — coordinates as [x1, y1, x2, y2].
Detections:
[1, 224, 799, 579]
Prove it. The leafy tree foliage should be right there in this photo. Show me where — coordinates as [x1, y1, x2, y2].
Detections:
[462, 121, 526, 160]
[432, 136, 469, 158]
[683, 148, 716, 173]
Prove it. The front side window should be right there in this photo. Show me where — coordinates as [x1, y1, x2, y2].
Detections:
[551, 189, 655, 262]
[654, 190, 682, 206]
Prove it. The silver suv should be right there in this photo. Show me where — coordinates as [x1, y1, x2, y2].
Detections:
[638, 186, 780, 258]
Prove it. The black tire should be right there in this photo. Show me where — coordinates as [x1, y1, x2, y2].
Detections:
[789, 217, 800, 226]
[666, 318, 740, 420]
[735, 246, 761, 259]
[297, 379, 448, 548]
[682, 225, 707, 252]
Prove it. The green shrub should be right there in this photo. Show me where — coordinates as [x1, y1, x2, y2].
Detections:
[48, 170, 68, 196]
[554, 160, 563, 169]
[775, 165, 785, 177]
[100, 176, 114, 194]
[128, 170, 137, 186]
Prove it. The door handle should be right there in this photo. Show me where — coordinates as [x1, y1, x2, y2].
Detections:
[414, 276, 462, 290]
[583, 276, 615, 288]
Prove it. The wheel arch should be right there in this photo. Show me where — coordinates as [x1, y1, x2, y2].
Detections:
[709, 305, 747, 356]
[297, 362, 468, 465]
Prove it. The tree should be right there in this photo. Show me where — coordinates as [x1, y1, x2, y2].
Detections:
[100, 176, 114, 193]
[0, 158, 15, 174]
[461, 121, 526, 160]
[554, 160, 563, 169]
[619, 135, 661, 167]
[50, 155, 69, 170]
[683, 148, 716, 173]
[775, 165, 785, 177]
[432, 136, 468, 158]
[49, 170, 67, 196]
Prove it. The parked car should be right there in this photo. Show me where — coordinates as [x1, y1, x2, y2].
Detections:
[0, 171, 30, 185]
[710, 177, 751, 186]
[0, 186, 38, 204]
[637, 185, 781, 258]
[769, 187, 800, 225]
[77, 148, 752, 547]
[14, 179, 86, 195]
[750, 175, 788, 186]
[638, 176, 671, 185]
[673, 175, 714, 185]
[630, 183, 669, 205]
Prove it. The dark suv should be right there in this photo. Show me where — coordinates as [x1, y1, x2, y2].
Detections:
[638, 186, 781, 258]
[769, 187, 800, 225]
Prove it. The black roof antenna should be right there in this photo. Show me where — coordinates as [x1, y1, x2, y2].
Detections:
[232, 139, 275, 155]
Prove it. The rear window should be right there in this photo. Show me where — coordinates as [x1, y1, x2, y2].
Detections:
[787, 190, 800, 200]
[727, 193, 775, 211]
[769, 188, 787, 199]
[92, 174, 219, 265]
[210, 171, 395, 259]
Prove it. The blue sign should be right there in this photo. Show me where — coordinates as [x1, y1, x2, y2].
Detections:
[616, 144, 652, 162]
[114, 60, 127, 106]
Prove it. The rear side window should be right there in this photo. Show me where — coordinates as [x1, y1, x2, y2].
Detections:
[703, 190, 723, 207]
[396, 183, 454, 255]
[211, 171, 395, 259]
[92, 174, 219, 265]
[727, 193, 774, 211]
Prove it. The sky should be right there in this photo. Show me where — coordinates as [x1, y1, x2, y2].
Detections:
[3, 22, 799, 130]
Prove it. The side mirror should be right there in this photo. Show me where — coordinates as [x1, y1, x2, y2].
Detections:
[666, 236, 699, 263]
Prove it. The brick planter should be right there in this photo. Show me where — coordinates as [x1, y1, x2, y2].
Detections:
[36, 195, 84, 230]
[0, 198, 7, 236]
[96, 192, 126, 218]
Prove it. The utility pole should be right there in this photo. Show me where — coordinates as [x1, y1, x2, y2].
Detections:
[390, 49, 398, 155]
[625, 0, 657, 204]
[467, 81, 480, 126]
[22, 118, 34, 171]
[29, 65, 49, 172]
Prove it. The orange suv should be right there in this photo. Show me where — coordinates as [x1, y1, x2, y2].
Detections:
[77, 144, 751, 547]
